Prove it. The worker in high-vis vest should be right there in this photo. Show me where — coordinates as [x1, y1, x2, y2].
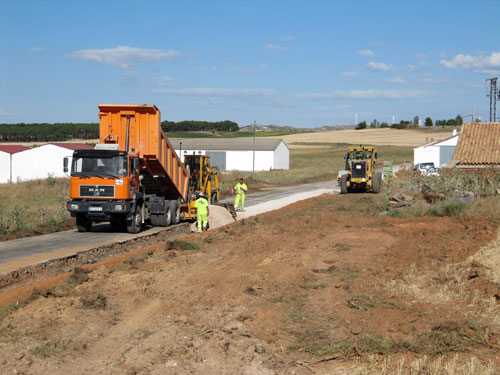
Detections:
[233, 178, 248, 211]
[195, 192, 210, 232]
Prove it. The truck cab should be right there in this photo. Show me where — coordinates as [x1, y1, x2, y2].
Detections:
[66, 146, 142, 233]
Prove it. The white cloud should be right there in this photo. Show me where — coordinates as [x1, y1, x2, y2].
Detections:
[153, 76, 173, 86]
[407, 64, 419, 72]
[153, 88, 277, 97]
[263, 44, 290, 51]
[341, 71, 359, 77]
[259, 63, 268, 69]
[70, 46, 181, 68]
[231, 67, 258, 73]
[296, 89, 426, 100]
[357, 49, 375, 57]
[278, 36, 296, 41]
[0, 108, 9, 116]
[198, 66, 218, 72]
[29, 47, 43, 52]
[415, 53, 427, 59]
[387, 77, 405, 84]
[440, 52, 500, 73]
[421, 77, 451, 86]
[366, 61, 395, 72]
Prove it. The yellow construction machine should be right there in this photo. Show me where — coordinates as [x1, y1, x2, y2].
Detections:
[339, 146, 381, 194]
[181, 155, 220, 220]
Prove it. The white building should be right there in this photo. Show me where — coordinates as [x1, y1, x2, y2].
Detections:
[12, 143, 93, 182]
[171, 138, 289, 171]
[413, 134, 459, 168]
[0, 145, 29, 183]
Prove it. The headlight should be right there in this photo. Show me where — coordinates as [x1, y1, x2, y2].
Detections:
[114, 204, 124, 211]
[70, 203, 79, 210]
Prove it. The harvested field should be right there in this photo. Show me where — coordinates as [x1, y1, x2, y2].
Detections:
[1, 190, 499, 374]
[275, 128, 454, 148]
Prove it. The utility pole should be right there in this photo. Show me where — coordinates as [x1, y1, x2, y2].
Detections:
[355, 113, 358, 125]
[252, 120, 256, 173]
[486, 77, 498, 122]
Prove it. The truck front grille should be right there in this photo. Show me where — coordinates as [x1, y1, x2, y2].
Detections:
[351, 162, 366, 178]
[80, 185, 115, 198]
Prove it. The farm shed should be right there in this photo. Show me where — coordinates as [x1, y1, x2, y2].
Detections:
[413, 133, 459, 168]
[0, 145, 29, 183]
[171, 138, 289, 171]
[452, 122, 500, 169]
[12, 143, 93, 182]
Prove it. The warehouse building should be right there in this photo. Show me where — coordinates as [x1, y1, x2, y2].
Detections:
[413, 131, 459, 168]
[11, 143, 93, 182]
[170, 138, 289, 171]
[0, 145, 30, 183]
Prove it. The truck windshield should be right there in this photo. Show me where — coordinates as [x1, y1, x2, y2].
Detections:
[71, 155, 128, 178]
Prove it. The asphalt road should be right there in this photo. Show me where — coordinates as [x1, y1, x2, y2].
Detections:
[0, 179, 340, 274]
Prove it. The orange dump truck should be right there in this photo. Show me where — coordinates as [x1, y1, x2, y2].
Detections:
[65, 104, 189, 233]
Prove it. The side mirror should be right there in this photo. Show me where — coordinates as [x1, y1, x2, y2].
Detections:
[133, 158, 140, 170]
[63, 157, 69, 173]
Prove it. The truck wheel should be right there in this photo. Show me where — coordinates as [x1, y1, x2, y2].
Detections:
[211, 192, 218, 204]
[340, 174, 348, 194]
[170, 200, 181, 224]
[150, 214, 159, 227]
[159, 201, 172, 227]
[76, 214, 92, 232]
[127, 205, 143, 234]
[372, 172, 382, 194]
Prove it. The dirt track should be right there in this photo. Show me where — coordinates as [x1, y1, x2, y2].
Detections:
[1, 193, 499, 374]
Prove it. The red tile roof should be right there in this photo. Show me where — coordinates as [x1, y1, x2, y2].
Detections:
[49, 143, 94, 150]
[453, 122, 500, 165]
[0, 145, 30, 154]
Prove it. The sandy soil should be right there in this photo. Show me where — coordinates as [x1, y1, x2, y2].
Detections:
[276, 128, 454, 148]
[1, 192, 499, 374]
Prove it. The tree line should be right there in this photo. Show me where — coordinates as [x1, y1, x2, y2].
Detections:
[355, 114, 468, 130]
[0, 123, 99, 142]
[161, 120, 239, 132]
[0, 120, 240, 142]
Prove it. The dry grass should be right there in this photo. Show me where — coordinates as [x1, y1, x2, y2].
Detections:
[470, 229, 500, 284]
[0, 177, 71, 234]
[331, 355, 500, 374]
[274, 128, 454, 148]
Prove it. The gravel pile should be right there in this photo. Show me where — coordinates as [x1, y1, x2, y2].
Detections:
[190, 205, 236, 232]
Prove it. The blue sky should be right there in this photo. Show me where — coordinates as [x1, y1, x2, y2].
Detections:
[0, 0, 499, 127]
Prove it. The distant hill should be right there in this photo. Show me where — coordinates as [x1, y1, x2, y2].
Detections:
[239, 124, 355, 132]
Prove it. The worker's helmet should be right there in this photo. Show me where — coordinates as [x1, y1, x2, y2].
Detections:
[197, 192, 206, 198]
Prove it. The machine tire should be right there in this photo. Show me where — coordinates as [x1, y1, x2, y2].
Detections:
[340, 174, 348, 194]
[372, 172, 382, 194]
[76, 214, 92, 232]
[127, 205, 143, 234]
[159, 201, 172, 227]
[170, 200, 181, 225]
[150, 214, 159, 227]
[211, 192, 218, 204]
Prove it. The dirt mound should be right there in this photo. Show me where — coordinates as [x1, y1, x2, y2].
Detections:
[190, 205, 235, 232]
[1, 193, 499, 374]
